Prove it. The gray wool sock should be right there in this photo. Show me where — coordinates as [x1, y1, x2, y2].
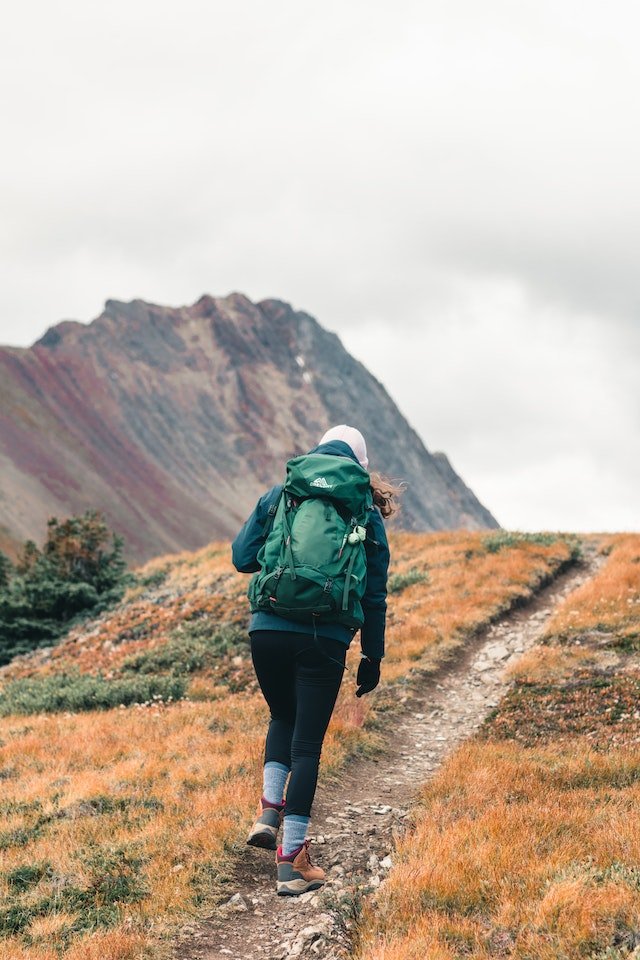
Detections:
[262, 761, 289, 805]
[282, 814, 309, 856]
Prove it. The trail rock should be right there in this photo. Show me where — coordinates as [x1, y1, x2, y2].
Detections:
[298, 890, 321, 904]
[223, 893, 248, 912]
[289, 917, 334, 957]
[474, 660, 493, 672]
[484, 643, 510, 660]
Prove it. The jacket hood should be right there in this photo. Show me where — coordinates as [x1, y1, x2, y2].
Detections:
[307, 439, 364, 467]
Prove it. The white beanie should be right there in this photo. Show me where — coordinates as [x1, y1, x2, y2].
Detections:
[318, 424, 369, 470]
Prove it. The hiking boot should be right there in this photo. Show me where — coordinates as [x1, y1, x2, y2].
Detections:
[246, 798, 284, 850]
[276, 840, 325, 896]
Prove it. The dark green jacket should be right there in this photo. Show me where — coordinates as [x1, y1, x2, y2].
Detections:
[231, 440, 390, 659]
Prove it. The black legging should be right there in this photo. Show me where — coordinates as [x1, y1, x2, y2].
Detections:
[250, 630, 346, 818]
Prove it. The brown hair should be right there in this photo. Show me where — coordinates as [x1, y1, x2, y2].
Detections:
[369, 471, 404, 520]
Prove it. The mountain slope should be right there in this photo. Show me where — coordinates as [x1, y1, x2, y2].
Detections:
[0, 293, 498, 561]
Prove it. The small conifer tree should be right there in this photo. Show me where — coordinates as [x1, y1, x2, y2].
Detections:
[0, 511, 129, 665]
[0, 552, 12, 590]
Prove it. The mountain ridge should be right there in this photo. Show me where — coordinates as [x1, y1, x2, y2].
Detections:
[0, 293, 498, 561]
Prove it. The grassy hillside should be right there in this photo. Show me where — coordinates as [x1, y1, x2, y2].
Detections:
[356, 533, 640, 960]
[0, 531, 580, 959]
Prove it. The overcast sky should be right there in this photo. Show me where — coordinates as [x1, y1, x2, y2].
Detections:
[1, 0, 638, 531]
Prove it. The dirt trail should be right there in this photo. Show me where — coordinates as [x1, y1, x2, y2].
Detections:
[173, 545, 603, 960]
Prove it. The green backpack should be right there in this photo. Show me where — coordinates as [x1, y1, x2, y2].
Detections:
[248, 453, 373, 628]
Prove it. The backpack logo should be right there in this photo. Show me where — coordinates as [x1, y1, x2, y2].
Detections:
[310, 476, 334, 490]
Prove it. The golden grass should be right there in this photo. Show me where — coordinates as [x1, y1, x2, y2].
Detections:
[380, 531, 575, 681]
[356, 533, 640, 960]
[2, 532, 575, 686]
[0, 930, 153, 960]
[1, 542, 246, 681]
[357, 741, 640, 960]
[504, 641, 603, 684]
[544, 533, 640, 643]
[0, 682, 376, 955]
[506, 533, 640, 693]
[0, 531, 578, 957]
[0, 698, 264, 896]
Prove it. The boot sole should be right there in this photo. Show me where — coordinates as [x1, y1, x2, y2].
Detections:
[276, 878, 325, 896]
[246, 829, 278, 850]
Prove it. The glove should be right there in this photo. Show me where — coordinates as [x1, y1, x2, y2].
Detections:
[356, 656, 381, 697]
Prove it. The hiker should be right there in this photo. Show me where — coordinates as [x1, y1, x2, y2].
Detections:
[231, 425, 396, 896]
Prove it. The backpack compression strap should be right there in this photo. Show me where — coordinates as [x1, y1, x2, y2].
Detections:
[280, 497, 297, 581]
[342, 539, 362, 611]
[261, 494, 282, 538]
[339, 523, 367, 611]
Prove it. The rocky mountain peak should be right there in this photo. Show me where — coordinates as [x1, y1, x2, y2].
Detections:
[0, 294, 498, 562]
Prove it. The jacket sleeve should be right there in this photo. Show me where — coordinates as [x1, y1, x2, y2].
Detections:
[231, 485, 282, 573]
[360, 507, 390, 660]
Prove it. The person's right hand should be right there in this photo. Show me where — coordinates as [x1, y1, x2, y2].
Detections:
[356, 656, 381, 697]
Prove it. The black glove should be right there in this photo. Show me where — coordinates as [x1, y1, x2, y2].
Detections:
[356, 656, 381, 697]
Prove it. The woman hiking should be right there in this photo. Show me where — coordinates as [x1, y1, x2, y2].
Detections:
[231, 425, 396, 896]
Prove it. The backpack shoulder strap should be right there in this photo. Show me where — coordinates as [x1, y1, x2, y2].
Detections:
[261, 490, 283, 538]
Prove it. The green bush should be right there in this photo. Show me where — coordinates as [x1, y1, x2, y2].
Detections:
[0, 512, 130, 665]
[0, 672, 185, 717]
[0, 828, 34, 851]
[0, 553, 11, 590]
[388, 568, 430, 594]
[78, 845, 148, 911]
[120, 622, 247, 676]
[67, 794, 164, 817]
[5, 862, 51, 892]
[0, 845, 148, 937]
[136, 567, 169, 589]
[482, 531, 582, 560]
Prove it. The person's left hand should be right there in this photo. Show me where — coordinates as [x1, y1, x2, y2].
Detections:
[356, 656, 381, 697]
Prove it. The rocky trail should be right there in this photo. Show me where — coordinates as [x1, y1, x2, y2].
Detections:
[173, 545, 603, 960]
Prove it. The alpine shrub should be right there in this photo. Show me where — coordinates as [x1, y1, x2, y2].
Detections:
[388, 568, 430, 594]
[483, 531, 582, 560]
[0, 512, 130, 665]
[120, 623, 246, 676]
[0, 672, 185, 716]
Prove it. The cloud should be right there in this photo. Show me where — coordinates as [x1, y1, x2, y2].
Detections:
[339, 278, 640, 531]
[0, 0, 638, 529]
